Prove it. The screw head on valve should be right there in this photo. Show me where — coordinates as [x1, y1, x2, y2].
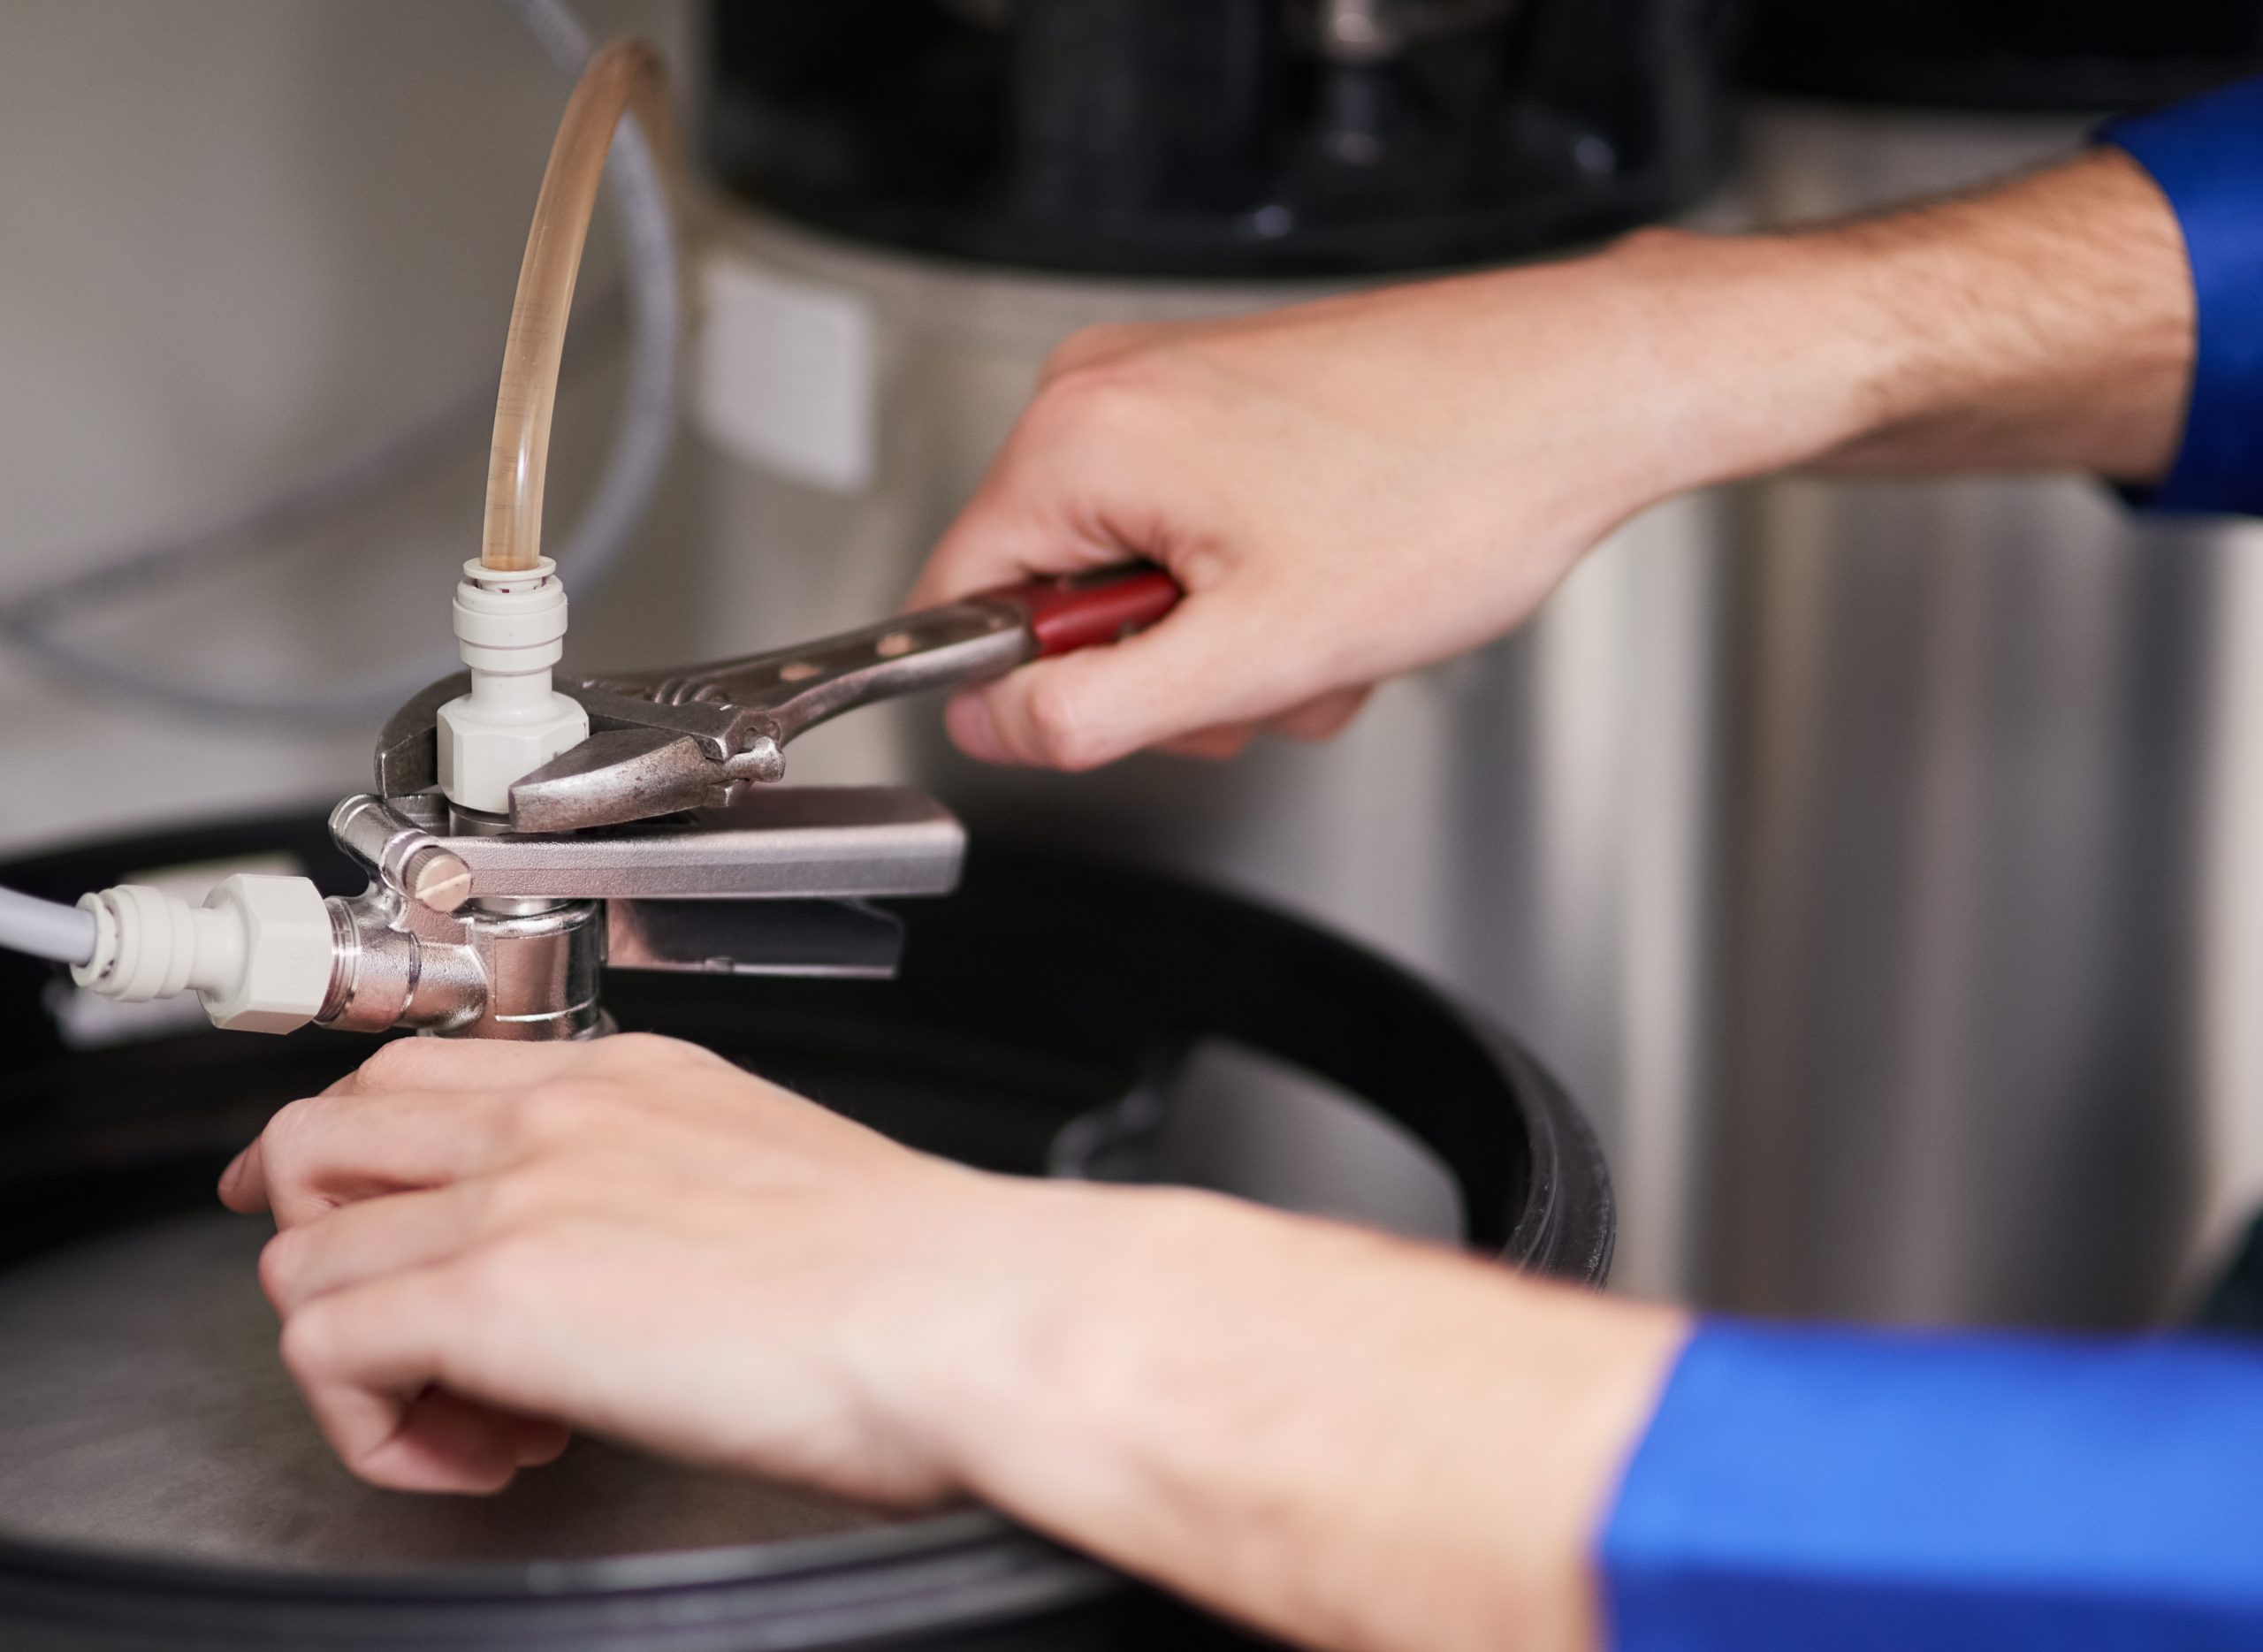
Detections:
[404, 844, 475, 914]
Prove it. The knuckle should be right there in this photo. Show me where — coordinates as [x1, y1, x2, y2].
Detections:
[545, 1077, 634, 1125]
[256, 1229, 301, 1302]
[1020, 677, 1108, 771]
[481, 1158, 593, 1228]
[458, 1230, 551, 1306]
[500, 1079, 613, 1147]
[263, 1094, 316, 1143]
[357, 1037, 426, 1087]
[462, 1169, 528, 1233]
[278, 1298, 346, 1383]
[257, 1098, 318, 1176]
[1025, 360, 1145, 442]
[1042, 324, 1133, 378]
[604, 1032, 705, 1070]
[491, 1090, 548, 1152]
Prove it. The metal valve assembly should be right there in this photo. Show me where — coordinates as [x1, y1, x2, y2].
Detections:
[67, 564, 1178, 1043]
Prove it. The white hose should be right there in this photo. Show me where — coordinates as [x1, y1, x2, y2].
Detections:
[0, 0, 679, 727]
[0, 886, 95, 967]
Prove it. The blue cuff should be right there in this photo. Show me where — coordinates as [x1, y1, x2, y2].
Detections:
[1602, 1321, 2263, 1651]
[2101, 79, 2263, 515]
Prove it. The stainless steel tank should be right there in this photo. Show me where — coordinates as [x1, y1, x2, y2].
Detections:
[1710, 102, 2263, 1328]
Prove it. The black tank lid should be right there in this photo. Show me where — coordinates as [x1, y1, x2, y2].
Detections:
[703, 0, 1742, 278]
[1747, 0, 2263, 112]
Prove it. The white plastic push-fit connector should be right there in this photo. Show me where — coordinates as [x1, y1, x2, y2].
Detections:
[72, 874, 335, 1035]
[435, 557, 590, 814]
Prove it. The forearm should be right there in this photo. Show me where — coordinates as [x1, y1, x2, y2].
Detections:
[1801, 148, 2192, 481]
[904, 131, 2195, 771]
[933, 1184, 1688, 1652]
[1588, 147, 2191, 500]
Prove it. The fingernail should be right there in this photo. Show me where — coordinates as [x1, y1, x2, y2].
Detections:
[217, 1149, 246, 1198]
[946, 691, 1009, 764]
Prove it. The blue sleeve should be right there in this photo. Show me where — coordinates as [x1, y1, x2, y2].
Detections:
[2100, 78, 2263, 514]
[1600, 1322, 2263, 1650]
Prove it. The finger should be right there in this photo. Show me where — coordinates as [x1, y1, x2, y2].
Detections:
[510, 1413, 575, 1468]
[1143, 686, 1373, 762]
[940, 691, 1015, 765]
[281, 1265, 538, 1495]
[1270, 685, 1372, 742]
[260, 1184, 486, 1314]
[1144, 688, 1368, 763]
[1156, 724, 1257, 761]
[219, 1140, 270, 1214]
[945, 588, 1310, 771]
[264, 1193, 574, 1484]
[379, 1386, 545, 1496]
[223, 1089, 512, 1224]
[400, 1389, 571, 1477]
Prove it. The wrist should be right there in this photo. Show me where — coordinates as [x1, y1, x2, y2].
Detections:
[1588, 226, 1909, 496]
[933, 1182, 1691, 1652]
[1573, 148, 2191, 497]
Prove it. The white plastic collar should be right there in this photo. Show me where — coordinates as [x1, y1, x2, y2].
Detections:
[435, 557, 591, 814]
[73, 874, 334, 1035]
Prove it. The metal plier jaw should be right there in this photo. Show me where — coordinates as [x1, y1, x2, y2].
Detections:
[332, 565, 1180, 1040]
[373, 564, 1183, 834]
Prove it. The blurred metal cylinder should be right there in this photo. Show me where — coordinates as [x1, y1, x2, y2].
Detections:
[687, 207, 1726, 1296]
[1708, 105, 2263, 1328]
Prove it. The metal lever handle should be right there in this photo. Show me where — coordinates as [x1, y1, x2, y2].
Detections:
[340, 788, 964, 904]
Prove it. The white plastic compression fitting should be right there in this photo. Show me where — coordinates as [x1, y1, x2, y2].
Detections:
[72, 876, 338, 1034]
[435, 556, 590, 814]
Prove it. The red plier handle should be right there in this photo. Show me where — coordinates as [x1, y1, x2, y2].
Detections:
[990, 563, 1185, 658]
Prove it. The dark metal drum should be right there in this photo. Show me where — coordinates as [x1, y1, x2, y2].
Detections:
[0, 811, 1611, 1649]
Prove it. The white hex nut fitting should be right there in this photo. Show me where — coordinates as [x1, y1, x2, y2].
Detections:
[436, 557, 590, 814]
[72, 874, 335, 1035]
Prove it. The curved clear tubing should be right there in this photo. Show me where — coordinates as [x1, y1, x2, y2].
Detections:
[484, 40, 672, 573]
[0, 0, 683, 727]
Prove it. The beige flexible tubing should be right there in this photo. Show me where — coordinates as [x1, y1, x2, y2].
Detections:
[483, 40, 674, 573]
